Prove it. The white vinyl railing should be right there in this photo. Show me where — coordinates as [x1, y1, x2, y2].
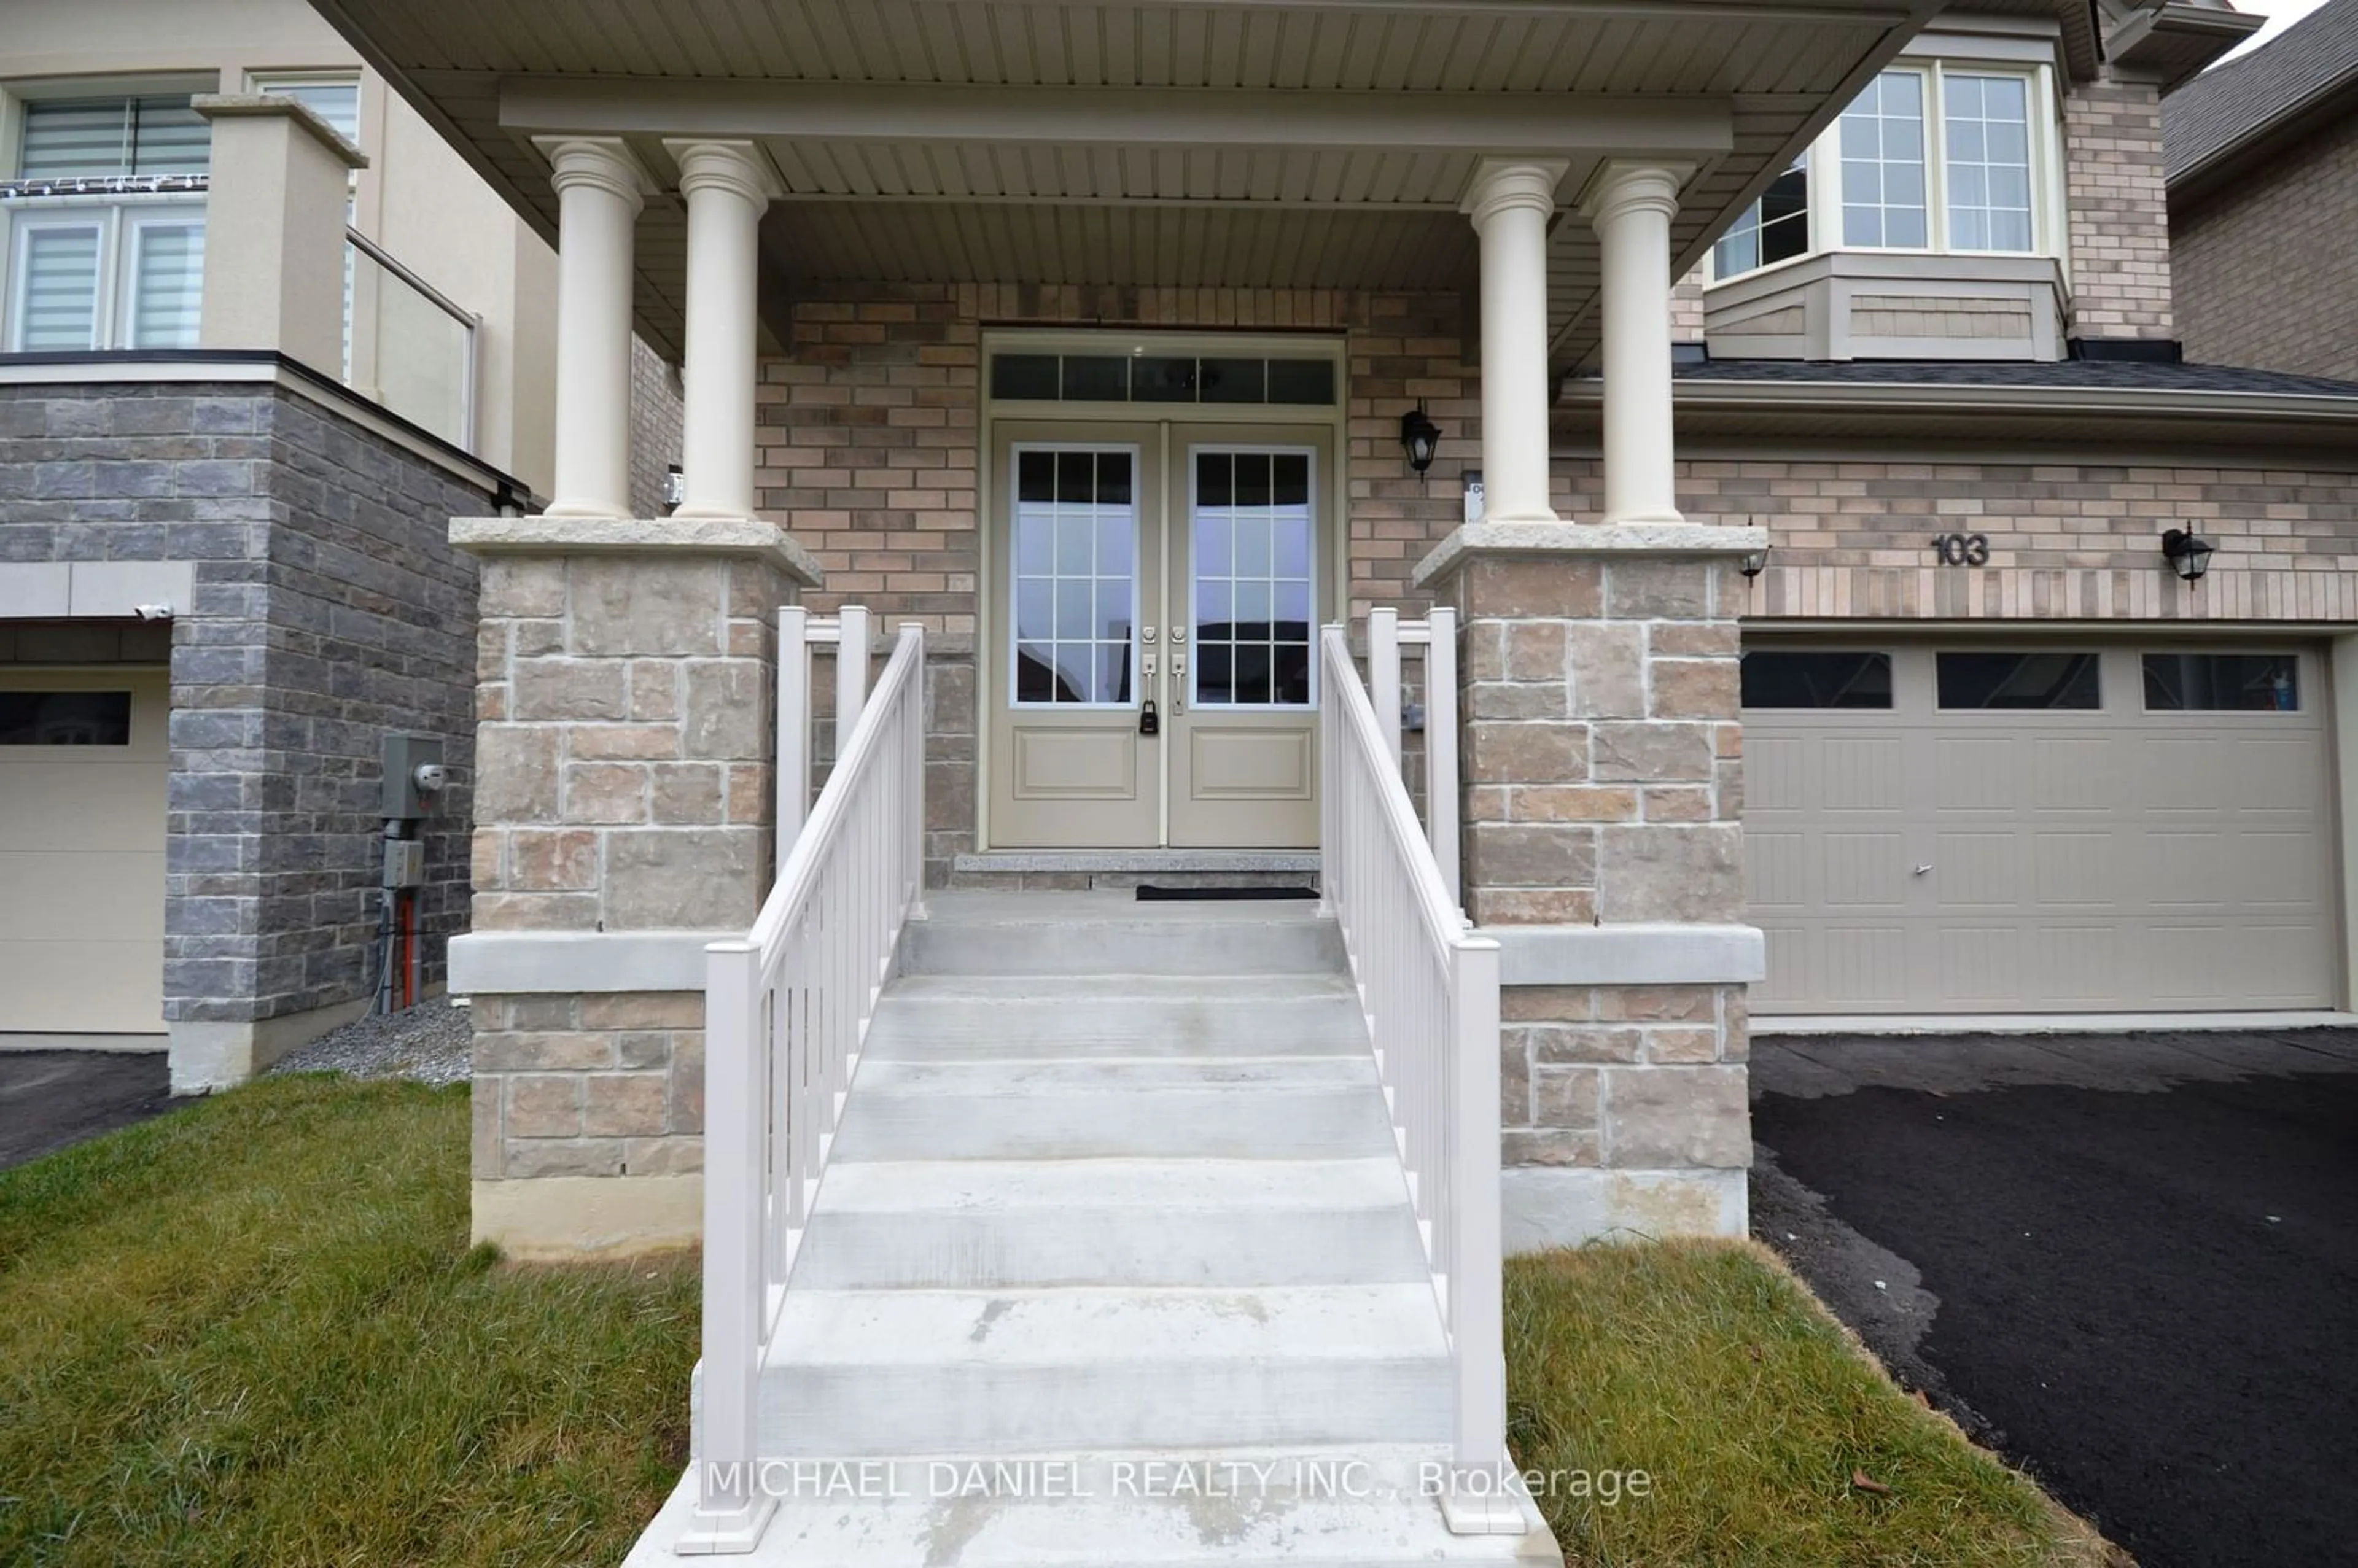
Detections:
[1318, 621, 1519, 1536]
[685, 612, 926, 1552]
[1364, 607, 1460, 904]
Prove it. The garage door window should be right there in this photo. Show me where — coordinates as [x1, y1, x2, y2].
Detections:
[1740, 650, 1892, 708]
[2143, 653, 2299, 712]
[0, 690, 131, 745]
[1935, 651, 2098, 709]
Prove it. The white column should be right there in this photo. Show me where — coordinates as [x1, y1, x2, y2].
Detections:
[1460, 160, 1566, 524]
[664, 139, 779, 521]
[537, 137, 649, 519]
[1582, 160, 1694, 527]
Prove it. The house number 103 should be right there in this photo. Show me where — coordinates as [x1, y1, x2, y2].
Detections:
[1933, 532, 1991, 566]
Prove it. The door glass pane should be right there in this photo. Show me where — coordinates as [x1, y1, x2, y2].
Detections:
[1936, 651, 2099, 709]
[1011, 448, 1135, 705]
[1193, 448, 1314, 708]
[1740, 651, 1892, 708]
[2142, 653, 2299, 712]
[14, 225, 103, 351]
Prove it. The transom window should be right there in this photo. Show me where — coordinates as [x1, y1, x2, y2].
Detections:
[991, 353, 1336, 407]
[1712, 60, 2053, 280]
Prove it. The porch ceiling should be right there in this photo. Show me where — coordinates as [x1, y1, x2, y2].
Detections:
[309, 0, 1959, 366]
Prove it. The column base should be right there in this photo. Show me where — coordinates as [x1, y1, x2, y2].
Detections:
[472, 1174, 703, 1259]
[1503, 1166, 1748, 1250]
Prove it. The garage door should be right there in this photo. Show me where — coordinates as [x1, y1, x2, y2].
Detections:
[0, 669, 168, 1035]
[1743, 645, 2336, 1014]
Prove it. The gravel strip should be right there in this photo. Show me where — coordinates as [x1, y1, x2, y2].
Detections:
[267, 999, 472, 1086]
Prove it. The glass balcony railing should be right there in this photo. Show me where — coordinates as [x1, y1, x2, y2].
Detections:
[346, 227, 478, 452]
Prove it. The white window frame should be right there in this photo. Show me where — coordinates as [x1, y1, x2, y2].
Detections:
[1707, 56, 2061, 283]
[2, 196, 208, 352]
[1006, 440, 1146, 713]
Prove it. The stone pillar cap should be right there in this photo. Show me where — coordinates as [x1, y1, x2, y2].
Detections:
[450, 514, 824, 586]
[1412, 521, 1768, 588]
[192, 94, 368, 170]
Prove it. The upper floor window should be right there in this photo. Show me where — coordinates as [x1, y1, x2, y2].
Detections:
[18, 95, 209, 180]
[1711, 60, 2053, 281]
[4, 91, 210, 351]
[247, 75, 361, 148]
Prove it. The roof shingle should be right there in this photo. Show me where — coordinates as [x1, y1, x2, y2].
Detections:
[2164, 0, 2358, 180]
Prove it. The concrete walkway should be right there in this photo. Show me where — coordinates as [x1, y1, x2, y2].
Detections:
[1751, 1029, 2358, 1568]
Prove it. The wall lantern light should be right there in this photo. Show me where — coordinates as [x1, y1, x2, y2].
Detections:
[2162, 527, 2215, 584]
[1741, 540, 1771, 580]
[1399, 402, 1441, 475]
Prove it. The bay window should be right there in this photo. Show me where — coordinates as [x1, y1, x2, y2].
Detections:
[1, 91, 211, 352]
[1711, 60, 2053, 281]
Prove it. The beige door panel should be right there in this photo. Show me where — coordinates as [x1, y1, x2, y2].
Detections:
[987, 422, 1163, 848]
[1165, 424, 1331, 849]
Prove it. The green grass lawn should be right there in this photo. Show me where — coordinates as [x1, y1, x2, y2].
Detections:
[0, 1077, 693, 1567]
[1508, 1244, 2112, 1567]
[2, 1078, 2105, 1566]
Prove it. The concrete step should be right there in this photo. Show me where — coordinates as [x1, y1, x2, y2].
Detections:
[793, 1157, 1430, 1289]
[753, 1284, 1455, 1454]
[866, 986, 1367, 1060]
[903, 896, 1344, 979]
[625, 1451, 1561, 1566]
[852, 1057, 1378, 1094]
[828, 1076, 1400, 1161]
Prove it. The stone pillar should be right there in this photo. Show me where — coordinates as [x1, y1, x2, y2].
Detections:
[192, 95, 368, 376]
[664, 140, 779, 521]
[537, 138, 652, 519]
[1582, 161, 1694, 527]
[1461, 159, 1566, 525]
[448, 516, 822, 1259]
[1415, 521, 1767, 1248]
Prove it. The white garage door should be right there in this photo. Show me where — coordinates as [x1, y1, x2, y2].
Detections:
[0, 669, 169, 1035]
[1744, 645, 2337, 1014]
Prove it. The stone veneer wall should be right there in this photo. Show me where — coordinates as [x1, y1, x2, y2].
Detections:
[1437, 538, 1755, 1242]
[1541, 451, 2358, 621]
[2064, 74, 2176, 341]
[465, 547, 800, 1203]
[2174, 111, 2358, 384]
[752, 284, 1475, 880]
[0, 381, 485, 1070]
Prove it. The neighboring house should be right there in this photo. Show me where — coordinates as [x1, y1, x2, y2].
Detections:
[282, 0, 2358, 1558]
[2166, 0, 2358, 380]
[0, 0, 679, 1090]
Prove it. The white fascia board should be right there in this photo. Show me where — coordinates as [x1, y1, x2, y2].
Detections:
[1481, 923, 1767, 988]
[499, 78, 1735, 161]
[448, 930, 730, 995]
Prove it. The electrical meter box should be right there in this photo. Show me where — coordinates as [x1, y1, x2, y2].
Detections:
[381, 734, 446, 820]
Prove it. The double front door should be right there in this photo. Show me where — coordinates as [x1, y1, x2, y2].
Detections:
[987, 420, 1334, 848]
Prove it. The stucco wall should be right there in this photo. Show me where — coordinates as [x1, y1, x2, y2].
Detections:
[2174, 111, 2358, 384]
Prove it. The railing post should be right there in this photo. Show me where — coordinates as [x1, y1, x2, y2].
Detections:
[684, 937, 777, 1552]
[1426, 605, 1461, 909]
[903, 624, 928, 923]
[1318, 626, 1341, 917]
[778, 607, 811, 880]
[835, 604, 871, 760]
[1370, 606, 1403, 766]
[1440, 931, 1517, 1535]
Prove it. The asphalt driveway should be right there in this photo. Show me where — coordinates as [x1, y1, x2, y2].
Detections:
[0, 1050, 177, 1173]
[1751, 1028, 2358, 1568]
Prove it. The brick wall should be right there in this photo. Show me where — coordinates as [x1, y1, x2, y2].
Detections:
[1543, 449, 2358, 619]
[2064, 76, 2177, 340]
[1672, 265, 1707, 343]
[2174, 112, 2358, 382]
[0, 381, 486, 1025]
[628, 334, 685, 519]
[752, 284, 1474, 877]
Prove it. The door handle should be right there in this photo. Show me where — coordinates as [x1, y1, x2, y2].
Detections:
[1912, 864, 1934, 876]
[1172, 654, 1186, 716]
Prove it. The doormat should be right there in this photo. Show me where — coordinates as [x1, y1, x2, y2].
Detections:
[1135, 884, 1320, 902]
